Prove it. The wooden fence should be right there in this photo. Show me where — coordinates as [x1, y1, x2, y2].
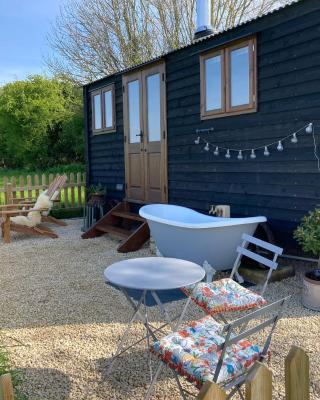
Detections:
[0, 172, 86, 208]
[198, 346, 310, 400]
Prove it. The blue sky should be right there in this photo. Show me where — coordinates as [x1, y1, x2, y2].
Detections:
[0, 0, 64, 85]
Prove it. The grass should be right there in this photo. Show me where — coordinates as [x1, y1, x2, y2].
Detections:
[0, 343, 27, 400]
[0, 163, 85, 187]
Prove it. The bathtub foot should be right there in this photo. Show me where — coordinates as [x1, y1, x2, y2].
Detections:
[202, 261, 216, 283]
[235, 271, 245, 284]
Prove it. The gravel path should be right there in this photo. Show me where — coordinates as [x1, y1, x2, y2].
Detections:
[0, 219, 319, 399]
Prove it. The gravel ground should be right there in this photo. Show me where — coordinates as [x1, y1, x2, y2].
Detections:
[0, 219, 319, 399]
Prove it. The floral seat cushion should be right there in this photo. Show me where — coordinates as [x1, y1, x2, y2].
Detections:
[181, 278, 266, 315]
[151, 315, 260, 387]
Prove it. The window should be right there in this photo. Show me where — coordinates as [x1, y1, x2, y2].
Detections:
[91, 84, 115, 133]
[200, 37, 256, 119]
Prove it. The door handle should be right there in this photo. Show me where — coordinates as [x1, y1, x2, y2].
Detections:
[136, 130, 143, 138]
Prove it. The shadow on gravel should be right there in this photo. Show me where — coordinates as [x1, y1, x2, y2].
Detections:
[18, 368, 71, 400]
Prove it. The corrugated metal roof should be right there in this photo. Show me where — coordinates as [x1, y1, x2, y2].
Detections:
[85, 0, 302, 86]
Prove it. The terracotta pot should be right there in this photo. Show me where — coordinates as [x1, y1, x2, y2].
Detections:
[302, 269, 320, 311]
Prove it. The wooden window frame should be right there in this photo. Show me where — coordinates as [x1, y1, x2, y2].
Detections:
[91, 84, 116, 134]
[200, 36, 257, 120]
[200, 50, 225, 117]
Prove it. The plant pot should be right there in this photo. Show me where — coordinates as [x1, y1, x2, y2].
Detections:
[90, 193, 105, 202]
[302, 269, 320, 311]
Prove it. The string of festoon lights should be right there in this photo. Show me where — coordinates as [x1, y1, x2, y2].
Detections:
[194, 122, 320, 170]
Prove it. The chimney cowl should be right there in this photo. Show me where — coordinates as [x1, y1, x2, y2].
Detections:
[194, 0, 214, 40]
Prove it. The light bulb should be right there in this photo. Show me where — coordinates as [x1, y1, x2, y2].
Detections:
[250, 149, 256, 159]
[237, 150, 243, 160]
[194, 136, 200, 145]
[264, 146, 270, 156]
[277, 141, 283, 151]
[291, 133, 298, 144]
[306, 123, 313, 134]
[214, 146, 219, 156]
[225, 149, 231, 159]
[204, 142, 209, 151]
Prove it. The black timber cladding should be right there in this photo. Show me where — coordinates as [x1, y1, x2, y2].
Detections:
[85, 74, 125, 201]
[84, 0, 320, 238]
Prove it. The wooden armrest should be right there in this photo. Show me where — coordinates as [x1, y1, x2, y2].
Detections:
[1, 208, 49, 216]
[0, 203, 28, 210]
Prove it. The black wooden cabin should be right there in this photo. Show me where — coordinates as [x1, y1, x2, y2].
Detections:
[83, 0, 320, 249]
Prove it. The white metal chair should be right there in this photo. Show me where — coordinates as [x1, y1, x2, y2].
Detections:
[182, 234, 283, 317]
[145, 297, 289, 400]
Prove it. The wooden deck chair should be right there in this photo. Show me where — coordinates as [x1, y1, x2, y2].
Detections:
[1, 206, 58, 243]
[145, 297, 289, 400]
[182, 234, 283, 320]
[5, 175, 67, 227]
[0, 176, 67, 243]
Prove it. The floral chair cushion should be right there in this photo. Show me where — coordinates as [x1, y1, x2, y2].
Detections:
[181, 278, 266, 315]
[151, 315, 260, 387]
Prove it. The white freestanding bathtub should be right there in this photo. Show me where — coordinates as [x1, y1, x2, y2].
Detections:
[139, 204, 266, 271]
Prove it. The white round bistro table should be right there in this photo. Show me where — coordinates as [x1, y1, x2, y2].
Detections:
[104, 257, 205, 378]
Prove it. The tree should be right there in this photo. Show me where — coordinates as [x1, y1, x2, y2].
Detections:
[0, 76, 84, 168]
[47, 0, 289, 83]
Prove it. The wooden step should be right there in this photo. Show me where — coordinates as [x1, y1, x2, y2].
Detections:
[82, 200, 150, 252]
[82, 202, 126, 239]
[112, 210, 144, 222]
[96, 225, 131, 238]
[118, 221, 150, 253]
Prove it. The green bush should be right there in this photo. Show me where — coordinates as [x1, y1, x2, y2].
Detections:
[0, 75, 84, 169]
[294, 208, 320, 266]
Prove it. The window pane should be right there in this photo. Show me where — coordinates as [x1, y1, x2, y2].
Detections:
[230, 46, 250, 107]
[147, 73, 161, 142]
[104, 90, 113, 128]
[128, 80, 140, 143]
[93, 94, 102, 130]
[205, 55, 222, 111]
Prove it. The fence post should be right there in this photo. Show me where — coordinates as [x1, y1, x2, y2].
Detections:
[27, 175, 32, 199]
[285, 346, 309, 400]
[4, 183, 13, 204]
[197, 381, 227, 400]
[0, 373, 14, 400]
[245, 362, 272, 400]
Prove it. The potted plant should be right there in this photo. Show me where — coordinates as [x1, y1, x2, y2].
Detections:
[88, 183, 106, 203]
[294, 208, 320, 311]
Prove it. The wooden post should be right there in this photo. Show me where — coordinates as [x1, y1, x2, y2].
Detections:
[285, 346, 310, 400]
[2, 215, 11, 244]
[11, 177, 16, 202]
[64, 174, 68, 208]
[27, 175, 32, 200]
[41, 174, 46, 192]
[245, 362, 272, 400]
[34, 174, 40, 198]
[77, 172, 82, 206]
[197, 381, 227, 400]
[0, 373, 14, 400]
[70, 173, 75, 207]
[19, 176, 24, 200]
[4, 183, 13, 204]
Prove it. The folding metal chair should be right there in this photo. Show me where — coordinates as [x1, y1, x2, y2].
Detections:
[182, 234, 283, 319]
[145, 297, 289, 400]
